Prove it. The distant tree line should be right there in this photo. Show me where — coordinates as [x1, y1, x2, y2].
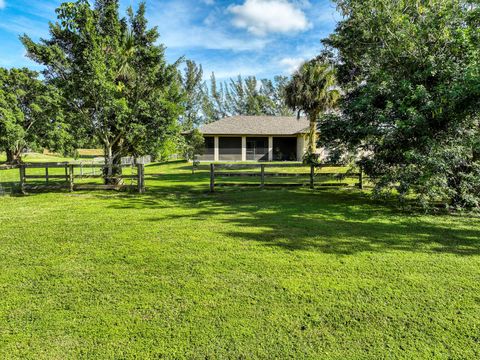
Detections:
[180, 61, 293, 131]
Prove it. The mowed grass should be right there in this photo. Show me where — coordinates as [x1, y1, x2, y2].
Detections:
[1, 160, 480, 358]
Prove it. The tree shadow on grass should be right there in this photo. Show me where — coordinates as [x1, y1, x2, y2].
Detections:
[104, 184, 480, 256]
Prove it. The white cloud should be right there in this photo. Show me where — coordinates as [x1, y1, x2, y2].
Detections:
[0, 0, 6, 10]
[279, 57, 306, 74]
[0, 15, 50, 38]
[229, 0, 310, 36]
[149, 1, 269, 51]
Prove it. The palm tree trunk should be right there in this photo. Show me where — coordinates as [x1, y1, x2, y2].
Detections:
[308, 112, 318, 154]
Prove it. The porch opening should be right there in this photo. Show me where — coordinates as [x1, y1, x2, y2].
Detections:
[246, 137, 268, 161]
[219, 137, 242, 161]
[273, 137, 297, 161]
[197, 136, 214, 161]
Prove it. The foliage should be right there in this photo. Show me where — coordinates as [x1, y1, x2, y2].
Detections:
[0, 68, 71, 164]
[181, 128, 205, 161]
[21, 0, 184, 183]
[284, 56, 340, 154]
[202, 74, 293, 122]
[180, 60, 205, 131]
[156, 135, 180, 162]
[302, 151, 322, 166]
[321, 0, 480, 209]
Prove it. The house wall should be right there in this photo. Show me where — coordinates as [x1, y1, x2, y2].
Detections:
[198, 134, 312, 162]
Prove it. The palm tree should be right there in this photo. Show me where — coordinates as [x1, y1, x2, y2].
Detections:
[284, 57, 340, 156]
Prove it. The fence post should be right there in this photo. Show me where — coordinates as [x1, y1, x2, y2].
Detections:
[69, 165, 74, 192]
[210, 163, 215, 193]
[310, 164, 315, 189]
[19, 165, 26, 194]
[64, 164, 69, 182]
[260, 164, 265, 188]
[45, 166, 49, 184]
[137, 163, 145, 193]
[359, 165, 364, 191]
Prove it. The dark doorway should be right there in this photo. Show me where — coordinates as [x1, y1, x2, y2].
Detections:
[246, 137, 268, 161]
[273, 137, 297, 161]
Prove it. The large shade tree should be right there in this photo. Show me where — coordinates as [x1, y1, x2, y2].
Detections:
[0, 68, 70, 164]
[321, 0, 480, 209]
[21, 0, 183, 182]
[284, 57, 340, 156]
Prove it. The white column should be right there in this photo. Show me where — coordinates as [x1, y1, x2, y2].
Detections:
[297, 135, 305, 161]
[241, 136, 247, 161]
[214, 136, 219, 162]
[268, 136, 273, 162]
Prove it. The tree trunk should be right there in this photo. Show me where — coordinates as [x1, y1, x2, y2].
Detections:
[308, 112, 318, 154]
[103, 144, 123, 185]
[5, 148, 21, 164]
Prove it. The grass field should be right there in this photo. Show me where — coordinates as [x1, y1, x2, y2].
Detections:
[1, 157, 480, 358]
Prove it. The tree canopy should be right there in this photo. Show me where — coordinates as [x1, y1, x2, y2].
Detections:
[320, 0, 480, 209]
[21, 0, 183, 181]
[0, 68, 70, 164]
[284, 57, 339, 156]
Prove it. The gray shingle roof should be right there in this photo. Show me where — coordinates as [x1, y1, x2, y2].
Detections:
[198, 116, 309, 135]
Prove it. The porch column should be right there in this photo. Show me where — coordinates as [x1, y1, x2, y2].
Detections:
[214, 136, 219, 162]
[268, 136, 273, 161]
[241, 136, 247, 161]
[297, 135, 305, 161]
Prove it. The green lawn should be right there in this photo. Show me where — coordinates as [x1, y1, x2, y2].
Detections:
[1, 160, 480, 358]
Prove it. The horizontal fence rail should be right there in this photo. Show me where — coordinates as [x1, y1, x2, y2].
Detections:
[208, 163, 364, 193]
[17, 162, 145, 194]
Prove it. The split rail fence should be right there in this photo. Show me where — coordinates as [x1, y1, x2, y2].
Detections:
[208, 163, 364, 193]
[17, 162, 145, 193]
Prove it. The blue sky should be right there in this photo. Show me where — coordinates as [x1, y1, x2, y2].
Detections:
[0, 0, 339, 80]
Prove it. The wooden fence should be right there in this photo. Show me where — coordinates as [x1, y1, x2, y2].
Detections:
[209, 163, 364, 193]
[17, 162, 145, 194]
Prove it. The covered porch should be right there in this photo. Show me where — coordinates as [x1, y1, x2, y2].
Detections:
[197, 135, 305, 162]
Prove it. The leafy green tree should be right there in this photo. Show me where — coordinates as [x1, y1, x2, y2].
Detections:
[284, 57, 340, 155]
[21, 0, 183, 183]
[321, 0, 480, 209]
[0, 68, 70, 164]
[182, 128, 205, 161]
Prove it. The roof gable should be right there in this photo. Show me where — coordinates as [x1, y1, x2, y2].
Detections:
[199, 116, 309, 136]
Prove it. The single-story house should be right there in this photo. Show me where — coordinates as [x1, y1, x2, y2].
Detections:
[196, 115, 321, 162]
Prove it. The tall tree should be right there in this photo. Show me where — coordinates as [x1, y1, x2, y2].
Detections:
[260, 76, 293, 116]
[284, 57, 340, 155]
[0, 68, 70, 164]
[181, 60, 204, 131]
[203, 74, 294, 122]
[321, 0, 480, 209]
[21, 0, 183, 183]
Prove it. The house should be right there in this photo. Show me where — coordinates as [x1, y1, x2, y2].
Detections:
[196, 115, 319, 162]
